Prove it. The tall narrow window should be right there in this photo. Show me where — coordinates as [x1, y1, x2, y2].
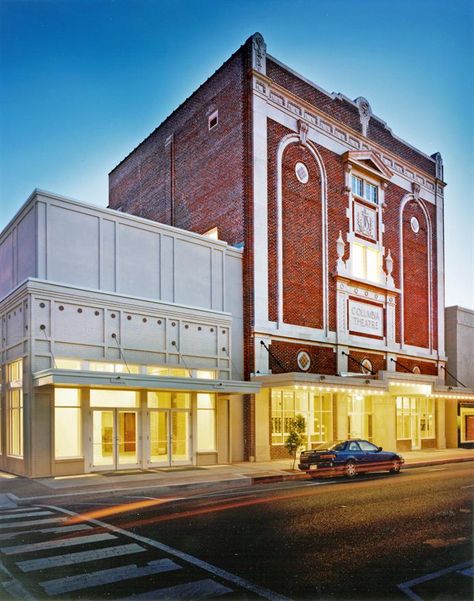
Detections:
[55, 388, 82, 459]
[7, 359, 23, 458]
[197, 393, 216, 451]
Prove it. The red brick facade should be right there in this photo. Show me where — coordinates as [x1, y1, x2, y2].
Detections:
[109, 43, 250, 247]
[269, 340, 336, 375]
[108, 34, 446, 457]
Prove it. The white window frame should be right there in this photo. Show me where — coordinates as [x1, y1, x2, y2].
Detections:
[7, 359, 23, 458]
[351, 174, 379, 204]
[208, 110, 218, 130]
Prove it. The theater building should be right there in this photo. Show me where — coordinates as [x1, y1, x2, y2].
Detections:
[108, 33, 474, 461]
[0, 191, 257, 477]
[2, 35, 473, 477]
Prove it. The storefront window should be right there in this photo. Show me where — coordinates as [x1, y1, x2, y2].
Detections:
[396, 397, 414, 439]
[147, 392, 190, 409]
[89, 361, 140, 374]
[55, 388, 82, 458]
[90, 390, 139, 408]
[197, 393, 216, 451]
[419, 397, 435, 439]
[271, 389, 333, 446]
[347, 395, 373, 440]
[7, 359, 23, 457]
[396, 396, 434, 442]
[56, 358, 82, 370]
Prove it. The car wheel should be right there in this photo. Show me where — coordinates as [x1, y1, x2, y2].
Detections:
[389, 460, 401, 474]
[345, 460, 357, 478]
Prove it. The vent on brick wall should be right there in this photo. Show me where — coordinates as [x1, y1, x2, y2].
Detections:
[208, 110, 218, 130]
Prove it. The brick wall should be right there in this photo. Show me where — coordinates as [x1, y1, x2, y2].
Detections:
[269, 340, 337, 375]
[394, 356, 437, 376]
[266, 58, 436, 177]
[267, 120, 347, 331]
[402, 200, 431, 348]
[109, 43, 250, 247]
[348, 350, 386, 374]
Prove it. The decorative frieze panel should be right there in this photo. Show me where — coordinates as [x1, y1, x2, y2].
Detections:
[30, 287, 233, 378]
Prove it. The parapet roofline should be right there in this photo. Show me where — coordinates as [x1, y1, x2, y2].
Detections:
[0, 189, 241, 255]
[266, 54, 438, 166]
[109, 34, 255, 176]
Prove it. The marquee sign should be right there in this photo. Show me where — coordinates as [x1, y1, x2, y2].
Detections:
[348, 299, 383, 338]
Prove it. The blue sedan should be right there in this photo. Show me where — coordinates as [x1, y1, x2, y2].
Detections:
[298, 439, 404, 478]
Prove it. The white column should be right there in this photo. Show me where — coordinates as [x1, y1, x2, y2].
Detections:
[252, 91, 269, 329]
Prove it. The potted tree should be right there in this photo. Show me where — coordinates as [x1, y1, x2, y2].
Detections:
[285, 414, 306, 470]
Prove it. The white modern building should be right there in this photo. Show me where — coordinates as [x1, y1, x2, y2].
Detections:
[445, 306, 474, 447]
[0, 190, 258, 477]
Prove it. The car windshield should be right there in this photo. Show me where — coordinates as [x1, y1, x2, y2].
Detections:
[312, 441, 345, 451]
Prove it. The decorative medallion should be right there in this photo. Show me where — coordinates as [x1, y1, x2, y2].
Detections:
[361, 358, 373, 375]
[410, 216, 420, 233]
[297, 350, 311, 372]
[295, 162, 309, 184]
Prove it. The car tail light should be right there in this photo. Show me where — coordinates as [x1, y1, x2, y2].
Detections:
[319, 453, 336, 460]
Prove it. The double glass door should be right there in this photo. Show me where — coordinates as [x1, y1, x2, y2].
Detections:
[92, 409, 139, 469]
[149, 410, 191, 466]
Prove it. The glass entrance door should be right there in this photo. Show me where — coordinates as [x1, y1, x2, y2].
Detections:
[149, 409, 191, 466]
[92, 409, 139, 470]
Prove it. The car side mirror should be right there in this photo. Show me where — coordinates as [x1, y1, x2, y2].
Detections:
[377, 446, 383, 452]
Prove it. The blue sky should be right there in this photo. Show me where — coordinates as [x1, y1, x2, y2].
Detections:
[0, 0, 473, 309]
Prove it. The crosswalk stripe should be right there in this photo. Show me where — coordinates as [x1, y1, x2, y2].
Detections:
[17, 542, 145, 572]
[40, 559, 181, 595]
[1, 532, 116, 555]
[0, 524, 92, 541]
[0, 511, 52, 521]
[46, 504, 293, 601]
[0, 517, 66, 531]
[121, 578, 233, 600]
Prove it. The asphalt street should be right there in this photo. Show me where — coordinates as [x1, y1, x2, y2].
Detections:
[0, 462, 473, 600]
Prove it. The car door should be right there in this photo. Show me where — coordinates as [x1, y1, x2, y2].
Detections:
[358, 440, 382, 470]
[346, 441, 364, 466]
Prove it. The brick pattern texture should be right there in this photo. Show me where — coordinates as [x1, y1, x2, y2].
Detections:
[348, 350, 387, 374]
[395, 356, 438, 376]
[269, 340, 337, 375]
[266, 58, 437, 177]
[109, 45, 249, 247]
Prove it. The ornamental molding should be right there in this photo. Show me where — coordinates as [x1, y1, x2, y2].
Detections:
[251, 33, 266, 75]
[252, 75, 437, 196]
[343, 150, 394, 181]
[355, 97, 372, 137]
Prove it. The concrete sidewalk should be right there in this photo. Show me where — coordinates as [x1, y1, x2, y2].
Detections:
[1, 448, 473, 506]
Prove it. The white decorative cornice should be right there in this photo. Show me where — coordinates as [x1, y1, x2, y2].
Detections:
[343, 150, 394, 181]
[252, 75, 438, 196]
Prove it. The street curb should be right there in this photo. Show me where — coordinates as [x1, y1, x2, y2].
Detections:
[3, 456, 473, 503]
[250, 456, 474, 484]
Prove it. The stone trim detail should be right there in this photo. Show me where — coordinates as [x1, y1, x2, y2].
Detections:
[252, 76, 437, 195]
